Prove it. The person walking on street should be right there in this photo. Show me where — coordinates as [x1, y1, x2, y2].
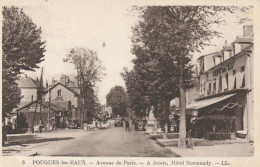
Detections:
[125, 120, 130, 131]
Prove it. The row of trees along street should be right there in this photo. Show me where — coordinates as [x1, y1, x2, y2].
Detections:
[122, 6, 251, 148]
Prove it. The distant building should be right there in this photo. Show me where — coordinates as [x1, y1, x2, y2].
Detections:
[105, 106, 112, 118]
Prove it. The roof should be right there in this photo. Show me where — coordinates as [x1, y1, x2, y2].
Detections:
[49, 82, 80, 96]
[16, 77, 40, 88]
[232, 37, 253, 44]
[212, 52, 222, 57]
[51, 101, 71, 110]
[16, 100, 65, 112]
[206, 43, 253, 72]
[223, 46, 233, 51]
[17, 101, 32, 109]
[43, 101, 66, 111]
[197, 52, 219, 61]
[186, 93, 236, 110]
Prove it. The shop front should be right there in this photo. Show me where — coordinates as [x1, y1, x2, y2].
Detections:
[186, 89, 248, 139]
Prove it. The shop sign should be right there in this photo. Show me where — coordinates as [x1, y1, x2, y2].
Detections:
[213, 61, 235, 77]
[28, 106, 45, 112]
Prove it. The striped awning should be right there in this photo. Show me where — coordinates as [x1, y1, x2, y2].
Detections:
[186, 93, 236, 110]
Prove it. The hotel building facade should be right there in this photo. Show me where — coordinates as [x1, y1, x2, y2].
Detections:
[187, 25, 254, 141]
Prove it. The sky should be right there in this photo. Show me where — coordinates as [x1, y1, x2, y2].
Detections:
[18, 2, 252, 104]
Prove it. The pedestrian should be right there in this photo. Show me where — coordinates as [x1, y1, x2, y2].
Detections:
[186, 129, 194, 149]
[52, 121, 56, 131]
[125, 120, 130, 131]
[39, 120, 42, 133]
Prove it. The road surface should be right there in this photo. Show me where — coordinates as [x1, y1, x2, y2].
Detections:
[3, 124, 178, 157]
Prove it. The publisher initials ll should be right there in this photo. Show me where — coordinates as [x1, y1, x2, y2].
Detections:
[221, 161, 230, 165]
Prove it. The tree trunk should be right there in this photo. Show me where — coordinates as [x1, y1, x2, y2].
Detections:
[163, 99, 170, 139]
[80, 97, 84, 130]
[178, 86, 186, 148]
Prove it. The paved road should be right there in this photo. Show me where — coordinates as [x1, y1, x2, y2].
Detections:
[51, 125, 177, 157]
[3, 124, 178, 157]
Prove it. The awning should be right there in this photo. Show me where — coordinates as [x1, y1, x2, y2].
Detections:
[186, 93, 236, 110]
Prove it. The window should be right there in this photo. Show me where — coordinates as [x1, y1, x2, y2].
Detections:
[213, 79, 216, 94]
[241, 74, 245, 88]
[219, 76, 222, 93]
[225, 74, 229, 91]
[241, 66, 245, 88]
[233, 70, 237, 89]
[229, 51, 232, 58]
[208, 83, 211, 95]
[233, 70, 236, 75]
[234, 77, 237, 89]
[204, 85, 206, 96]
[241, 66, 245, 72]
[57, 89, 61, 97]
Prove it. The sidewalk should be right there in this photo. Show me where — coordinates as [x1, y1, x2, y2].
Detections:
[2, 129, 95, 156]
[167, 142, 254, 157]
[5, 123, 114, 146]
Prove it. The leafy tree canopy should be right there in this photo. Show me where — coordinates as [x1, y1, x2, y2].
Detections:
[2, 6, 46, 118]
[3, 6, 46, 83]
[106, 86, 128, 117]
[65, 47, 105, 89]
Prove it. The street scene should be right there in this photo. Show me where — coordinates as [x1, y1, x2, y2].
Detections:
[3, 123, 178, 157]
[2, 2, 255, 158]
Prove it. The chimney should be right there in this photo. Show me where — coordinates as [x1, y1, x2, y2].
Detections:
[52, 78, 56, 86]
[224, 40, 228, 47]
[31, 95, 33, 102]
[24, 74, 27, 78]
[60, 75, 66, 85]
[243, 25, 253, 37]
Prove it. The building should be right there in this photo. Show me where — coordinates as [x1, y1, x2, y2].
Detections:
[16, 74, 45, 102]
[15, 100, 68, 130]
[187, 25, 254, 141]
[46, 75, 81, 120]
[46, 75, 99, 122]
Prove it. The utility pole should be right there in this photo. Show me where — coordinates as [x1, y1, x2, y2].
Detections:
[47, 86, 51, 131]
[39, 68, 43, 133]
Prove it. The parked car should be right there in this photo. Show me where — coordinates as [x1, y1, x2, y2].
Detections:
[115, 118, 123, 127]
[145, 123, 155, 134]
[68, 119, 80, 129]
[135, 119, 146, 131]
[132, 119, 136, 124]
[156, 123, 163, 133]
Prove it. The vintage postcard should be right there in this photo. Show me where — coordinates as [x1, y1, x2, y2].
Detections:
[1, 0, 259, 167]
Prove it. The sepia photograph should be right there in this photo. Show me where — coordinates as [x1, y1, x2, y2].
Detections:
[1, 0, 256, 160]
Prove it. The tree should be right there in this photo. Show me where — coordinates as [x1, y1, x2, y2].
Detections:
[65, 47, 105, 129]
[2, 82, 22, 122]
[2, 6, 45, 121]
[106, 86, 128, 117]
[17, 112, 29, 129]
[121, 68, 150, 118]
[131, 6, 251, 148]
